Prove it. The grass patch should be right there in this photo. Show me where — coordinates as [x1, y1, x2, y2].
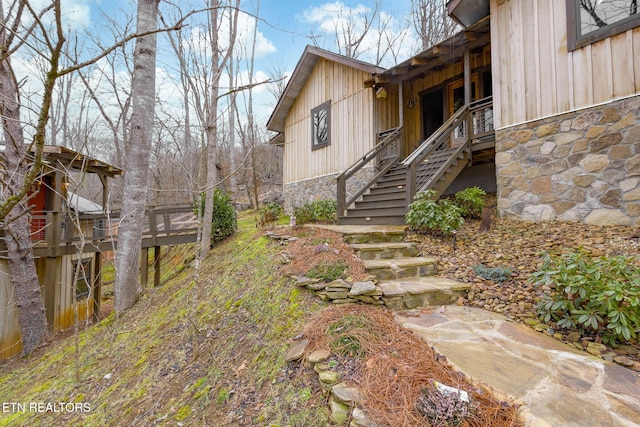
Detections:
[0, 211, 327, 427]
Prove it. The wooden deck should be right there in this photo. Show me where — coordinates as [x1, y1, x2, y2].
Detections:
[9, 204, 200, 258]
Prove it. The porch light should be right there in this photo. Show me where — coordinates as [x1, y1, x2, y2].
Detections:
[375, 86, 387, 99]
[407, 98, 417, 108]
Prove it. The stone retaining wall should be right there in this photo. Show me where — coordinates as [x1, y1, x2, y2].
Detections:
[284, 166, 374, 214]
[496, 95, 640, 226]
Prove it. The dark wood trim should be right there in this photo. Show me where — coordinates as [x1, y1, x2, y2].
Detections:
[566, 0, 640, 51]
[311, 100, 331, 150]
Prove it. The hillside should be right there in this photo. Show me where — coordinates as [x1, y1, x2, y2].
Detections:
[0, 212, 525, 427]
[0, 214, 328, 426]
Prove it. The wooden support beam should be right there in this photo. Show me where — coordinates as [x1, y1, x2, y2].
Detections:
[92, 252, 102, 322]
[44, 257, 57, 334]
[153, 246, 161, 287]
[141, 247, 149, 287]
[464, 48, 471, 105]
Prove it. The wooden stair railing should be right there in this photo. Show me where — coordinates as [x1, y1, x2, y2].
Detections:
[337, 127, 402, 218]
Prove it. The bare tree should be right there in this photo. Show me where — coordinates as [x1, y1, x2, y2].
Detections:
[411, 0, 458, 51]
[114, 0, 160, 313]
[199, 0, 240, 258]
[0, 1, 66, 355]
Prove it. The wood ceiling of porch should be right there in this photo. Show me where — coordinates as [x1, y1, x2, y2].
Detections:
[369, 17, 491, 86]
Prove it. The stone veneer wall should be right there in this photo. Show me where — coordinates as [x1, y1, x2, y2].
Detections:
[284, 166, 375, 214]
[496, 96, 640, 227]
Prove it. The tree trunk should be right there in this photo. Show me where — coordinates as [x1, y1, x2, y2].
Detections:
[0, 61, 48, 355]
[114, 0, 160, 313]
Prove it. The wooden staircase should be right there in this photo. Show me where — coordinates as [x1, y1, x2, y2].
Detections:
[339, 147, 471, 225]
[337, 97, 494, 226]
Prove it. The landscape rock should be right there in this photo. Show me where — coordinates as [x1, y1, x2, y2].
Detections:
[332, 382, 364, 405]
[329, 396, 351, 424]
[284, 339, 309, 362]
[349, 280, 378, 296]
[307, 349, 331, 363]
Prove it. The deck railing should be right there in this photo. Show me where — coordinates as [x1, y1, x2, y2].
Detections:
[403, 96, 494, 204]
[17, 204, 199, 256]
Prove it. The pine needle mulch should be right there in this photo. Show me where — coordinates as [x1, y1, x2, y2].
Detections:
[303, 304, 523, 427]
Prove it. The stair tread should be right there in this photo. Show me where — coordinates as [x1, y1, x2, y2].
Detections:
[378, 277, 470, 297]
[363, 257, 436, 269]
[349, 242, 416, 251]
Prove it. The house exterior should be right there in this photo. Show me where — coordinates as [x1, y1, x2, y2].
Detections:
[488, 0, 640, 225]
[267, 46, 385, 211]
[0, 146, 121, 359]
[269, 0, 639, 227]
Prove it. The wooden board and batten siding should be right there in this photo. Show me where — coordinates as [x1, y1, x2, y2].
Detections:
[491, 0, 640, 129]
[0, 261, 22, 359]
[283, 57, 377, 185]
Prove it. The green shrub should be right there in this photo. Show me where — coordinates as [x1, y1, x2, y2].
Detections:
[531, 249, 640, 346]
[197, 189, 237, 243]
[454, 187, 486, 218]
[473, 264, 512, 282]
[405, 190, 464, 235]
[293, 200, 337, 224]
[257, 202, 283, 228]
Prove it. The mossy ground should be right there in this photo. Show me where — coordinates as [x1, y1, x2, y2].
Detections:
[0, 211, 328, 427]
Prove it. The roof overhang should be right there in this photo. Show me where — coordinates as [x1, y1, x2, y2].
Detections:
[266, 45, 385, 134]
[447, 0, 490, 28]
[269, 132, 285, 147]
[371, 17, 490, 86]
[34, 145, 122, 178]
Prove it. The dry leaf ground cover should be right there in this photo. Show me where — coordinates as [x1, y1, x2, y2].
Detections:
[406, 209, 640, 364]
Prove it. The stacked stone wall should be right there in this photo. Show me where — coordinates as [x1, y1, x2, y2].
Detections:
[496, 96, 640, 226]
[283, 167, 375, 214]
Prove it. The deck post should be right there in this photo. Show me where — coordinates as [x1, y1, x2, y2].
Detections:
[92, 252, 102, 322]
[44, 257, 58, 333]
[153, 246, 161, 287]
[141, 247, 149, 287]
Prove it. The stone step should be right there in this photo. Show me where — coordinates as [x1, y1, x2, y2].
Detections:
[349, 242, 419, 260]
[379, 277, 471, 310]
[363, 257, 436, 280]
[339, 228, 406, 244]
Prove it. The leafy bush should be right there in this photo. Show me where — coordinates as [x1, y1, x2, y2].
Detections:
[454, 187, 486, 219]
[473, 264, 512, 283]
[405, 190, 464, 235]
[293, 199, 337, 224]
[198, 189, 237, 243]
[531, 249, 640, 346]
[257, 202, 283, 228]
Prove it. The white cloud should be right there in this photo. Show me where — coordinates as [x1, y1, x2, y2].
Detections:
[296, 1, 418, 66]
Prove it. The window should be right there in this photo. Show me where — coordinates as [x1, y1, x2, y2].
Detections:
[73, 258, 92, 299]
[567, 0, 640, 50]
[311, 100, 331, 150]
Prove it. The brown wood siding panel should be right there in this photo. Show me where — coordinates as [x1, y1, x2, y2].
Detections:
[591, 39, 611, 104]
[553, 0, 571, 113]
[570, 46, 591, 107]
[635, 30, 640, 92]
[0, 260, 22, 359]
[537, 0, 554, 117]
[611, 31, 634, 98]
[283, 58, 376, 184]
[522, 0, 538, 121]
